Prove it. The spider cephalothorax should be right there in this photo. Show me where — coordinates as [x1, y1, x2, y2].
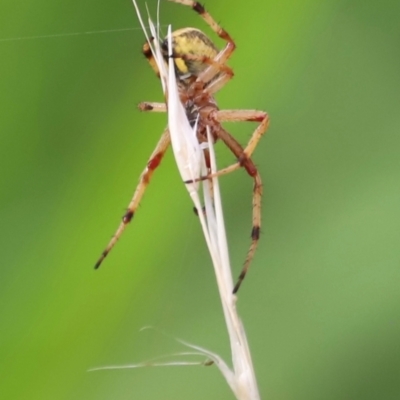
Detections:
[94, 0, 269, 294]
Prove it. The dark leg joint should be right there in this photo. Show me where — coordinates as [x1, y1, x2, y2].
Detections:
[138, 103, 154, 111]
[192, 2, 205, 14]
[185, 173, 209, 184]
[94, 250, 108, 269]
[238, 154, 257, 177]
[250, 113, 267, 122]
[193, 206, 206, 217]
[148, 152, 163, 170]
[232, 277, 243, 294]
[142, 41, 153, 58]
[238, 154, 246, 166]
[251, 226, 260, 240]
[123, 210, 134, 223]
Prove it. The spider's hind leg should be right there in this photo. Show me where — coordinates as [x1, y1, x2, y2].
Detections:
[186, 110, 269, 293]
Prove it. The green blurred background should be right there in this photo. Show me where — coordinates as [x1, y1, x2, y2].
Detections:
[1, 0, 399, 399]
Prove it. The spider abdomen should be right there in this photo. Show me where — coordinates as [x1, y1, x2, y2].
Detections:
[162, 28, 219, 79]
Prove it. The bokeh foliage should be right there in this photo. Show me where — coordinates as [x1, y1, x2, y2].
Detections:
[1, 0, 399, 399]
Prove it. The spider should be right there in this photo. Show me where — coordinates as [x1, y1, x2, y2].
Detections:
[94, 0, 269, 293]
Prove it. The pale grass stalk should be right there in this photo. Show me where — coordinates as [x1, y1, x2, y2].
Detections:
[98, 2, 261, 398]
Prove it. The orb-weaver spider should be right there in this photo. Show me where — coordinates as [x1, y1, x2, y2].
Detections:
[94, 0, 269, 293]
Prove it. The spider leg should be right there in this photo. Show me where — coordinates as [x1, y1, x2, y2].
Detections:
[186, 110, 268, 181]
[187, 110, 269, 292]
[215, 110, 269, 158]
[142, 40, 161, 78]
[170, 52, 233, 94]
[171, 53, 233, 78]
[94, 127, 171, 269]
[215, 129, 262, 294]
[218, 111, 269, 292]
[138, 102, 167, 112]
[204, 71, 232, 95]
[234, 172, 262, 293]
[168, 0, 236, 83]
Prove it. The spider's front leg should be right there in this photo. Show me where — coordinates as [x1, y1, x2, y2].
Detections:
[94, 126, 170, 269]
[169, 0, 236, 83]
